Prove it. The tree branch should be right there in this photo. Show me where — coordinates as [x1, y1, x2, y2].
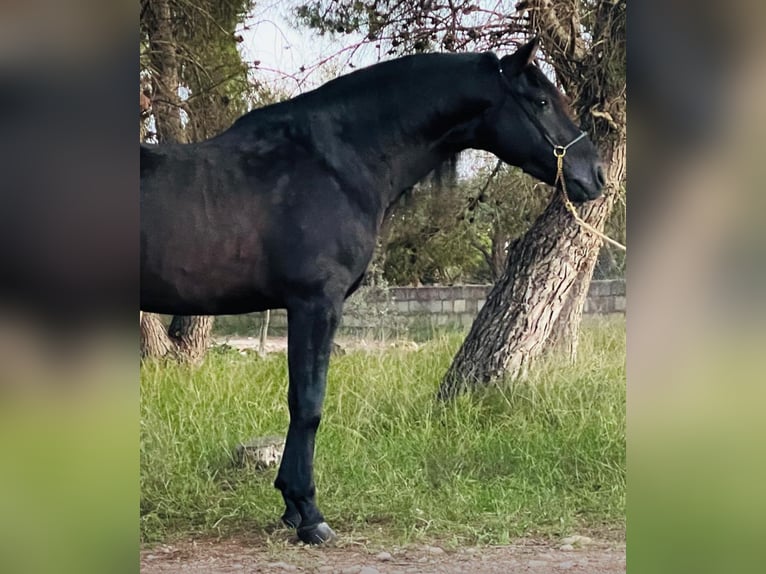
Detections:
[518, 0, 587, 60]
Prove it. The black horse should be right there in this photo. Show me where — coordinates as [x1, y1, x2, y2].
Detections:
[140, 38, 605, 544]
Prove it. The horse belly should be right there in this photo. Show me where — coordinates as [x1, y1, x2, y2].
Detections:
[140, 263, 278, 316]
[141, 220, 280, 315]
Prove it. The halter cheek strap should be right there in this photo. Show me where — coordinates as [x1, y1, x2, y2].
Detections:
[552, 130, 587, 158]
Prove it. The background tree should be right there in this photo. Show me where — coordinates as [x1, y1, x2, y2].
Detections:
[139, 0, 255, 362]
[293, 0, 626, 393]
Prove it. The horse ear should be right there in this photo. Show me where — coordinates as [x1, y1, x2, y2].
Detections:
[500, 37, 540, 77]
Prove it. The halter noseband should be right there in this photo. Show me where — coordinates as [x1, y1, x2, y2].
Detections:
[551, 130, 587, 158]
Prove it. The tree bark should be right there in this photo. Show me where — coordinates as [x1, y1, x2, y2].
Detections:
[146, 0, 184, 145]
[140, 0, 214, 363]
[165, 315, 214, 363]
[140, 312, 173, 359]
[544, 253, 597, 361]
[259, 311, 270, 356]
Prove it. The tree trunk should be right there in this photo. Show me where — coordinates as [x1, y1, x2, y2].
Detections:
[259, 310, 270, 355]
[147, 0, 184, 145]
[140, 0, 214, 363]
[140, 312, 173, 359]
[139, 311, 213, 364]
[439, 139, 625, 397]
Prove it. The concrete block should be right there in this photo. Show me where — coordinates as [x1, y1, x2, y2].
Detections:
[409, 300, 430, 313]
[415, 287, 435, 301]
[390, 287, 414, 300]
[438, 287, 455, 300]
[465, 285, 490, 299]
[588, 281, 609, 297]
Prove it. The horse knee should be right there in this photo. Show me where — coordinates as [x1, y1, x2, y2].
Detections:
[289, 394, 324, 430]
[296, 411, 321, 432]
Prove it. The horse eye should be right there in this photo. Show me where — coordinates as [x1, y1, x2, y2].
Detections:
[537, 99, 548, 108]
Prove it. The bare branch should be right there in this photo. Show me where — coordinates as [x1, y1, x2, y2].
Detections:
[518, 0, 587, 60]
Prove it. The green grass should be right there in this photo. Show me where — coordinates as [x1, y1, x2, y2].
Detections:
[141, 316, 625, 545]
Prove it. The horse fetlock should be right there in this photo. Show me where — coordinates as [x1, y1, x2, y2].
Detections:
[281, 509, 302, 529]
[279, 495, 302, 529]
[276, 482, 322, 523]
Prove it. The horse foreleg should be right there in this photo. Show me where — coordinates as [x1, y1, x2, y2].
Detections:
[275, 295, 341, 544]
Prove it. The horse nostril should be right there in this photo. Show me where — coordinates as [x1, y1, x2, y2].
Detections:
[595, 165, 606, 188]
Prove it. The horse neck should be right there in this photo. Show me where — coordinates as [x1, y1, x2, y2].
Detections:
[313, 57, 500, 207]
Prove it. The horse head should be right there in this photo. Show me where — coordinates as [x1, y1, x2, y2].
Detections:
[478, 38, 605, 203]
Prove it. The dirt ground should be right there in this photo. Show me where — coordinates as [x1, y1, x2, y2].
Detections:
[140, 536, 626, 573]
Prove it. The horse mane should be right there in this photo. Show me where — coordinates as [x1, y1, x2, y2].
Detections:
[299, 51, 494, 102]
[430, 153, 460, 189]
[227, 52, 501, 136]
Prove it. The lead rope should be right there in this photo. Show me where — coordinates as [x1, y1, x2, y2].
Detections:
[554, 147, 627, 252]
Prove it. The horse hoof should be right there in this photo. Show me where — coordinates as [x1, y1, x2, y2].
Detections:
[297, 521, 337, 545]
[281, 512, 302, 529]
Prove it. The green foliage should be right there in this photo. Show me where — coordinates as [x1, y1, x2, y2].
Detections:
[382, 183, 487, 285]
[141, 316, 625, 544]
[379, 161, 627, 286]
[382, 163, 548, 285]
